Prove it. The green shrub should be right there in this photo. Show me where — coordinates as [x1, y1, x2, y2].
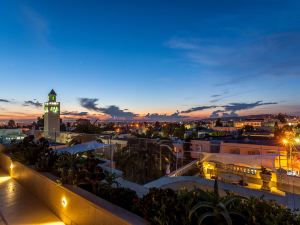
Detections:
[97, 186, 138, 211]
[138, 188, 186, 225]
[137, 186, 300, 225]
[231, 196, 300, 225]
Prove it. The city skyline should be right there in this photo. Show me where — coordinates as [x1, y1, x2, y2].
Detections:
[1, 0, 300, 121]
[0, 88, 296, 122]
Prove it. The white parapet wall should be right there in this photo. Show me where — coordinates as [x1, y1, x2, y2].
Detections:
[0, 152, 147, 225]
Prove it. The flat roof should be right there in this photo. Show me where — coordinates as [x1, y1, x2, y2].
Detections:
[56, 141, 110, 154]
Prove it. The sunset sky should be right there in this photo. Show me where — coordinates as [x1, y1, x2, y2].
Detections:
[1, 0, 300, 121]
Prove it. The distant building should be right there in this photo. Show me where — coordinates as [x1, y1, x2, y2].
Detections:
[286, 118, 300, 126]
[190, 140, 211, 158]
[234, 120, 263, 129]
[75, 118, 91, 126]
[100, 138, 128, 149]
[44, 89, 60, 139]
[220, 142, 284, 155]
[0, 129, 26, 144]
[211, 126, 238, 133]
[190, 139, 285, 159]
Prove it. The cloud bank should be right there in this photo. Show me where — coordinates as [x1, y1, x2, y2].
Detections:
[61, 111, 89, 116]
[0, 99, 10, 103]
[145, 111, 188, 121]
[181, 106, 217, 114]
[79, 97, 278, 120]
[23, 100, 42, 107]
[182, 101, 278, 118]
[79, 98, 138, 119]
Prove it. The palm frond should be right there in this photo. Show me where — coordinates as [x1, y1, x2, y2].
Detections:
[223, 196, 242, 207]
[197, 212, 216, 225]
[220, 211, 233, 225]
[189, 201, 214, 219]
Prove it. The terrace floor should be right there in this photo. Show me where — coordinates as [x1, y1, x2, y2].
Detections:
[0, 170, 64, 225]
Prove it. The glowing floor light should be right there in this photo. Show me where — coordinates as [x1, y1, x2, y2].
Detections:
[61, 197, 68, 208]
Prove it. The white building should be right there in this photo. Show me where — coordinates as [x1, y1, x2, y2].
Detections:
[44, 89, 60, 139]
[190, 139, 285, 158]
[211, 126, 238, 132]
[100, 138, 128, 149]
[0, 129, 26, 144]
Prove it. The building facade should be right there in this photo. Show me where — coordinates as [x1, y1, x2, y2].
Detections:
[0, 129, 26, 144]
[190, 139, 285, 157]
[44, 89, 60, 139]
[234, 120, 263, 129]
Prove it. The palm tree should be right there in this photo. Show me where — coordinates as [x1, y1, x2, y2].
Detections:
[55, 152, 84, 184]
[114, 139, 176, 184]
[189, 180, 246, 225]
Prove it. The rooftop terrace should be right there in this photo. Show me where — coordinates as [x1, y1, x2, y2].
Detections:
[0, 170, 64, 225]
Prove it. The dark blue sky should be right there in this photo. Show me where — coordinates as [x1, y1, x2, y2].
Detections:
[0, 0, 300, 120]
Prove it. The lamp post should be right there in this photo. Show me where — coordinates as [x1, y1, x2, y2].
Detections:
[159, 145, 162, 171]
[109, 134, 114, 171]
[175, 147, 178, 171]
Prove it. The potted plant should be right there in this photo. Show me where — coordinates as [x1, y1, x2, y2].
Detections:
[260, 167, 272, 191]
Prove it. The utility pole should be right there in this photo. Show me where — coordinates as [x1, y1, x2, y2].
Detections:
[109, 135, 113, 172]
[159, 145, 162, 171]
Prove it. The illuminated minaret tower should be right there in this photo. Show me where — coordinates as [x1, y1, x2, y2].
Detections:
[44, 89, 60, 139]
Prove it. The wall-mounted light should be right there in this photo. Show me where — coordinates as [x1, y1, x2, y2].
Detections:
[61, 197, 67, 208]
[10, 162, 14, 170]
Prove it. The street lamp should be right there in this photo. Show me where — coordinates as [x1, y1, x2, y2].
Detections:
[175, 147, 178, 171]
[282, 139, 288, 145]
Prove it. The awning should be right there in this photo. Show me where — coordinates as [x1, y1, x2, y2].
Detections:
[199, 152, 280, 170]
[55, 141, 110, 154]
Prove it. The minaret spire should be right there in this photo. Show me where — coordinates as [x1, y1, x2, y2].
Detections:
[44, 89, 60, 139]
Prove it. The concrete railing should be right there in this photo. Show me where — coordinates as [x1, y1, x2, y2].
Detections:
[0, 152, 147, 225]
[168, 160, 198, 177]
[144, 176, 300, 210]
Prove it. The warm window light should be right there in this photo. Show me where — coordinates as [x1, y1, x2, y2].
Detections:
[61, 197, 67, 208]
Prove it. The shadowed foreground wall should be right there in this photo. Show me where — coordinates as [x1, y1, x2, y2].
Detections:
[0, 152, 147, 225]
